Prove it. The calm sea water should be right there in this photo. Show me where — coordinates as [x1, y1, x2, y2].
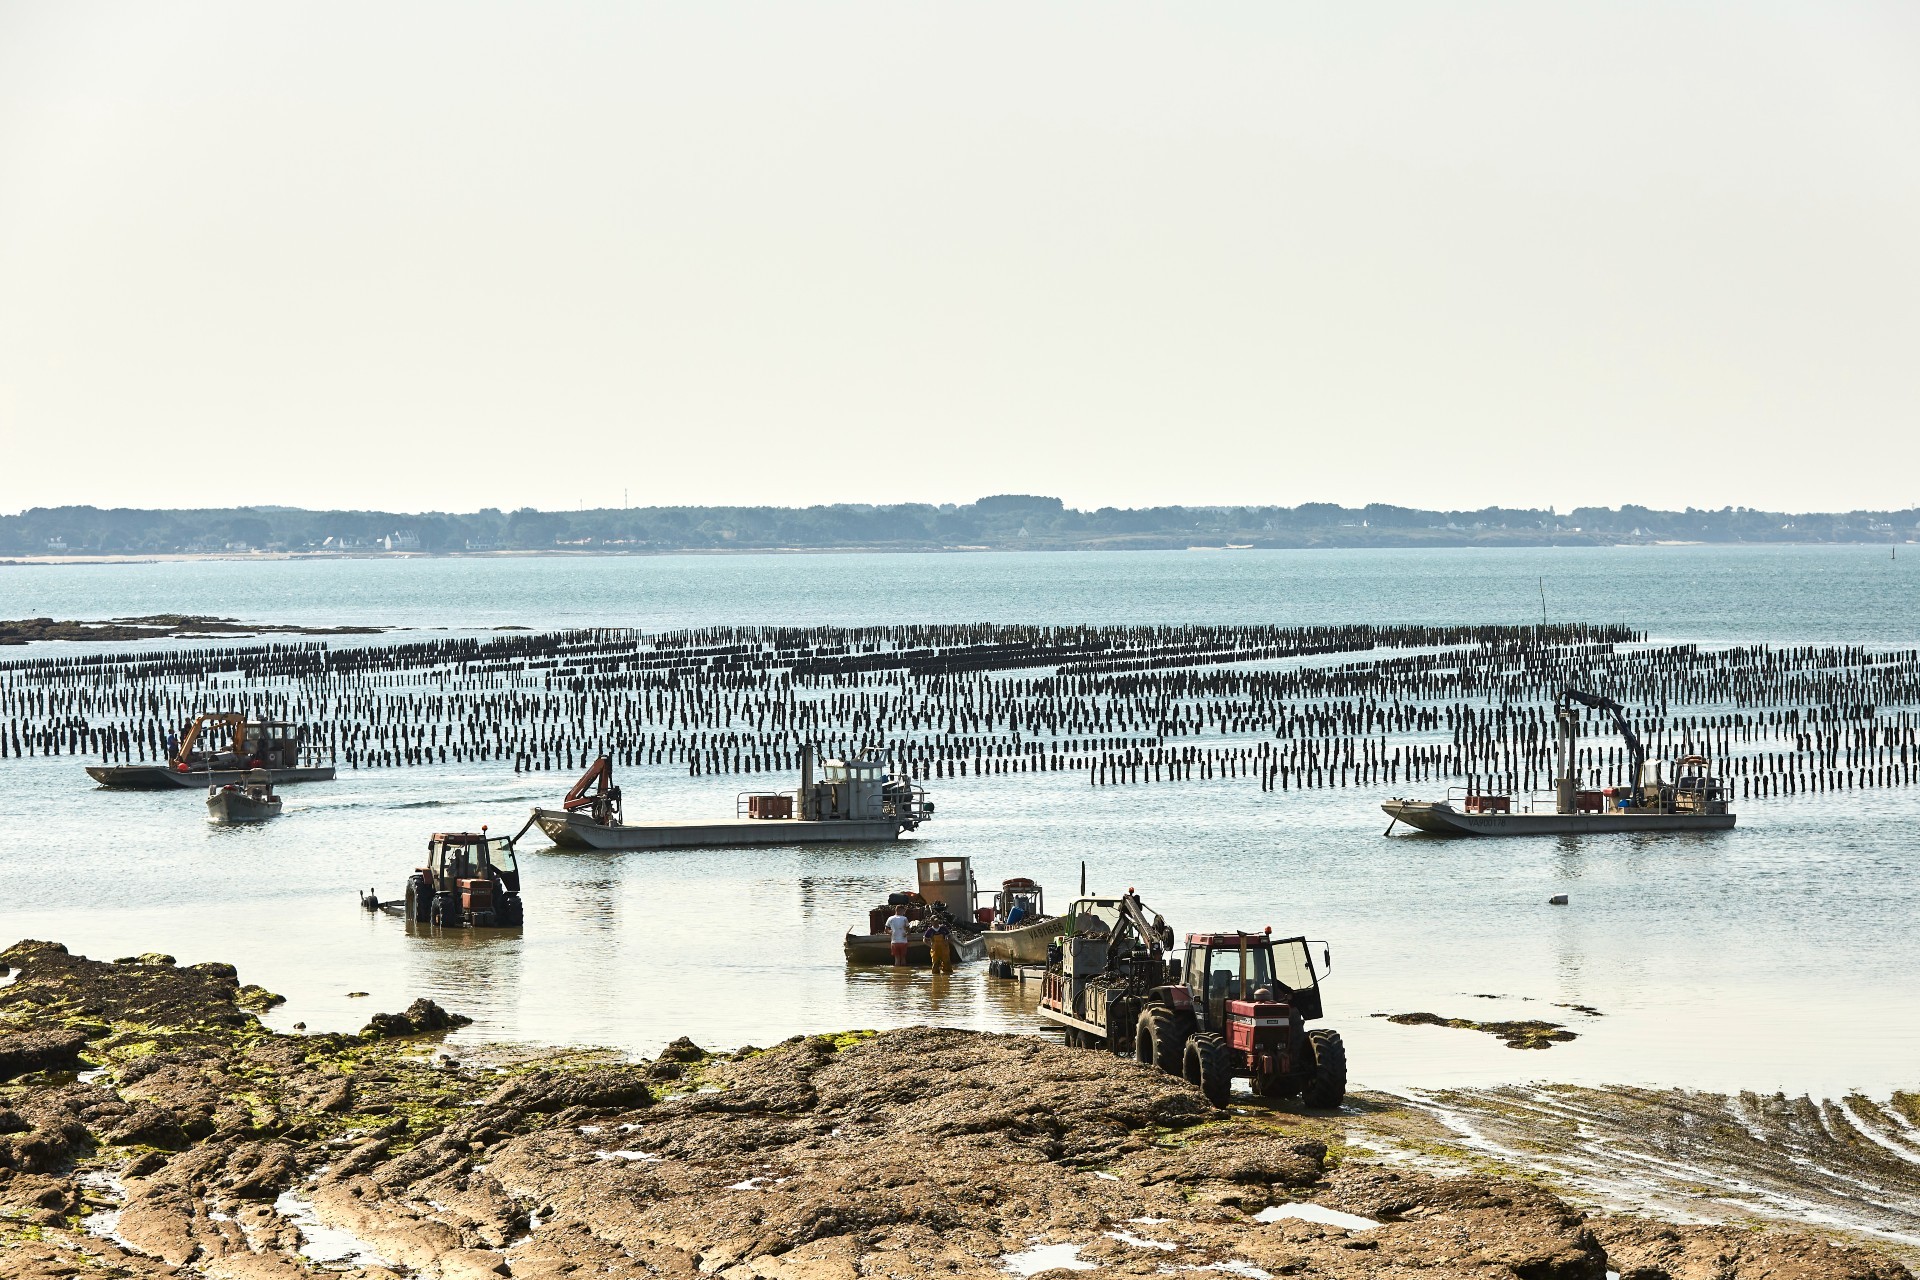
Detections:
[4, 543, 1915, 641]
[0, 547, 1914, 1097]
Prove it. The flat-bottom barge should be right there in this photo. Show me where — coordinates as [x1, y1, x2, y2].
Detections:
[1380, 801, 1735, 836]
[527, 747, 933, 852]
[87, 714, 334, 789]
[1383, 689, 1735, 838]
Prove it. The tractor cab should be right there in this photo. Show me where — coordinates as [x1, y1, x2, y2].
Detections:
[1183, 931, 1324, 1026]
[406, 830, 524, 928]
[425, 832, 519, 891]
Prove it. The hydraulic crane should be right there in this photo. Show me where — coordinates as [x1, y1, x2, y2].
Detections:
[1556, 688, 1646, 812]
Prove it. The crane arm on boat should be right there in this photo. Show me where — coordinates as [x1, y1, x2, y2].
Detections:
[1559, 688, 1645, 788]
[561, 755, 622, 823]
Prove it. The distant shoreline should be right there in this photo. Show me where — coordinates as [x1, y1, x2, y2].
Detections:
[1, 539, 1913, 566]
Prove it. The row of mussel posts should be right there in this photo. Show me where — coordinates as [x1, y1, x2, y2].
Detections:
[3, 623, 1919, 802]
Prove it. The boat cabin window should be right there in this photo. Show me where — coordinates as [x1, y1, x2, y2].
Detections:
[827, 760, 882, 780]
[919, 859, 968, 884]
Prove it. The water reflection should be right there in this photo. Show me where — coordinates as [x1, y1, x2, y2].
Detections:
[399, 921, 526, 1024]
[4, 744, 1919, 1095]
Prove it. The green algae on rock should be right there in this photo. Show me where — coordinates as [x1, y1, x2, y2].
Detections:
[1379, 1010, 1579, 1049]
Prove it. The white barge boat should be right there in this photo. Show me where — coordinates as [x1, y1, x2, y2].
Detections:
[528, 746, 933, 852]
[1383, 689, 1735, 837]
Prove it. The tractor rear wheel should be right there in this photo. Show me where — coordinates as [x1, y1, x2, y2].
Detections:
[406, 876, 432, 922]
[1136, 1010, 1190, 1076]
[1183, 1032, 1232, 1108]
[1301, 1028, 1347, 1110]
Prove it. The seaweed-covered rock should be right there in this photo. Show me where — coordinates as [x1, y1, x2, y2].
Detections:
[657, 1035, 708, 1062]
[0, 1028, 88, 1080]
[360, 997, 474, 1039]
[482, 1067, 653, 1114]
[0, 939, 255, 1035]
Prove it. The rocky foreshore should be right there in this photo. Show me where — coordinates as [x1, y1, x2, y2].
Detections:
[0, 940, 1909, 1280]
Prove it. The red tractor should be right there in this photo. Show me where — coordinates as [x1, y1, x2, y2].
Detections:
[1035, 895, 1346, 1111]
[403, 830, 525, 928]
[1135, 929, 1345, 1110]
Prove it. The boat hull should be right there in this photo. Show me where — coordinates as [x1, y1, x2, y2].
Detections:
[89, 764, 335, 790]
[1382, 800, 1736, 837]
[845, 933, 930, 965]
[531, 807, 907, 852]
[843, 931, 985, 966]
[983, 917, 1065, 964]
[206, 791, 282, 824]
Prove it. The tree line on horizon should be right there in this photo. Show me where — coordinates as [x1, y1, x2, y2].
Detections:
[5, 495, 1917, 555]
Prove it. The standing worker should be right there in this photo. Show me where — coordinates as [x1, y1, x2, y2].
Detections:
[928, 914, 953, 974]
[886, 904, 912, 967]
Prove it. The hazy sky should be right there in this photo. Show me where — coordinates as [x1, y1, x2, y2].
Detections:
[2, 2, 1916, 515]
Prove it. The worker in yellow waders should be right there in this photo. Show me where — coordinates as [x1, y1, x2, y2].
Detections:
[928, 918, 953, 974]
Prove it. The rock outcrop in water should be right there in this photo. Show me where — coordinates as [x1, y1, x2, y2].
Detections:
[0, 941, 1908, 1280]
[0, 615, 381, 644]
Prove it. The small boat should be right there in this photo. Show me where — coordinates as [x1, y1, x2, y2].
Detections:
[982, 877, 1064, 965]
[529, 747, 933, 852]
[90, 713, 335, 789]
[206, 771, 283, 824]
[845, 854, 987, 966]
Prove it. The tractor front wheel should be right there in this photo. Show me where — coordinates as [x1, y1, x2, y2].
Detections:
[1136, 1009, 1190, 1076]
[1301, 1028, 1348, 1110]
[430, 893, 456, 928]
[1183, 1032, 1232, 1108]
